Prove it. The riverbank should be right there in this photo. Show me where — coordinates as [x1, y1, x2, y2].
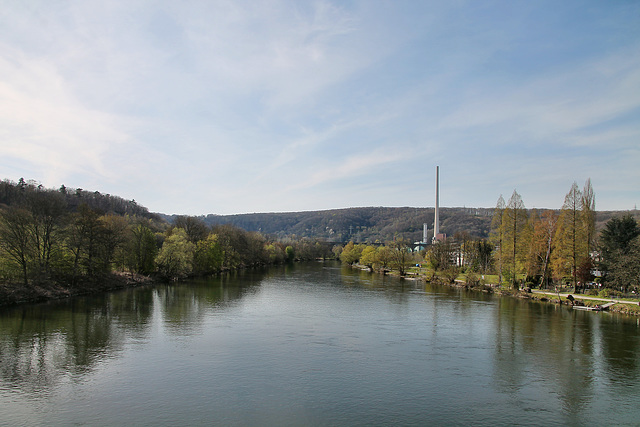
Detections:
[460, 281, 640, 316]
[0, 272, 156, 307]
[354, 264, 640, 316]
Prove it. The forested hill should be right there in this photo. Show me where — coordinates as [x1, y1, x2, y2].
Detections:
[160, 207, 639, 244]
[0, 178, 160, 221]
[4, 178, 635, 244]
[160, 207, 496, 243]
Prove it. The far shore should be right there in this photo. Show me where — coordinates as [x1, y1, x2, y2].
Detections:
[352, 263, 640, 317]
[0, 272, 156, 307]
[4, 262, 640, 317]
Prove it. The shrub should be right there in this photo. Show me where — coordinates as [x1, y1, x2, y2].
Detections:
[443, 267, 460, 284]
[466, 272, 480, 287]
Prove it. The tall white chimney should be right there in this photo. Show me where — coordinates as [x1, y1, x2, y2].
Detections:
[434, 166, 440, 241]
[423, 223, 428, 244]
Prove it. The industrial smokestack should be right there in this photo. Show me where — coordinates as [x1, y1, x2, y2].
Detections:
[434, 166, 440, 242]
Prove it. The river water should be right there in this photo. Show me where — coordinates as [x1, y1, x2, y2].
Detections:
[1, 261, 639, 426]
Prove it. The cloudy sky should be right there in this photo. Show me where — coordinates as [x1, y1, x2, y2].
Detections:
[1, 1, 638, 215]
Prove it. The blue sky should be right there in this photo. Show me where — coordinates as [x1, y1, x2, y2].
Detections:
[1, 0, 638, 215]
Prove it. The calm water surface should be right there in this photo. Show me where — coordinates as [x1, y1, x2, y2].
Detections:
[1, 262, 639, 426]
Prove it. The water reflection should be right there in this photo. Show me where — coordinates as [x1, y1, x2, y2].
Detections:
[0, 263, 639, 426]
[0, 269, 265, 393]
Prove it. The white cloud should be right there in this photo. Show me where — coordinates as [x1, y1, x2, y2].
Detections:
[0, 0, 637, 213]
[0, 46, 133, 185]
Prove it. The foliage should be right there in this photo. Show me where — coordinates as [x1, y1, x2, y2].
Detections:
[359, 246, 378, 269]
[444, 267, 461, 284]
[375, 246, 392, 270]
[426, 239, 454, 272]
[599, 215, 640, 262]
[526, 210, 557, 288]
[171, 206, 495, 244]
[465, 239, 493, 273]
[0, 180, 335, 292]
[340, 242, 364, 265]
[599, 216, 640, 291]
[155, 228, 195, 279]
[285, 245, 295, 262]
[193, 234, 224, 275]
[465, 271, 481, 287]
[128, 224, 159, 275]
[547, 180, 597, 292]
[0, 178, 160, 220]
[173, 215, 209, 243]
[388, 238, 413, 276]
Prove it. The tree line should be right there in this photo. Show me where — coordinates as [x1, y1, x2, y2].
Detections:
[337, 179, 640, 295]
[0, 180, 332, 289]
[165, 206, 494, 243]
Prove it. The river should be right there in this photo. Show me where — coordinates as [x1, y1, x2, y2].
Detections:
[1, 261, 639, 426]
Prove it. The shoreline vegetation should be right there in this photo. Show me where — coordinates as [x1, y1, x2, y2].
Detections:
[348, 263, 640, 316]
[3, 260, 639, 317]
[0, 179, 335, 307]
[351, 264, 640, 315]
[1, 178, 639, 316]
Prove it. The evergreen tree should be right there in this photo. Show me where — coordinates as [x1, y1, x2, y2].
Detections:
[599, 215, 640, 291]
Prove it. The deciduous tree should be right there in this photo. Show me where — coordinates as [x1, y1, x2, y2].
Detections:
[359, 246, 378, 270]
[503, 190, 529, 288]
[193, 234, 223, 275]
[0, 207, 32, 286]
[526, 210, 557, 288]
[489, 195, 506, 284]
[128, 223, 159, 275]
[388, 238, 412, 275]
[156, 228, 195, 279]
[553, 183, 588, 291]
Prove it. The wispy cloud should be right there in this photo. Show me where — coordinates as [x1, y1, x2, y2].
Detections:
[0, 0, 638, 213]
[285, 149, 404, 193]
[0, 45, 133, 185]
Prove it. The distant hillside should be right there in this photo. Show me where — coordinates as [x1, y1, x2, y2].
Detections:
[6, 178, 636, 244]
[161, 207, 640, 244]
[161, 207, 495, 243]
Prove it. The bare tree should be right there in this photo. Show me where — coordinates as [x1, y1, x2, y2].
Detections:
[0, 207, 32, 286]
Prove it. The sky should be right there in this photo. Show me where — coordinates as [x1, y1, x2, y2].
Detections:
[1, 0, 639, 215]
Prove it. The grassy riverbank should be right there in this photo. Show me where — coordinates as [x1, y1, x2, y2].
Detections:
[362, 264, 640, 317]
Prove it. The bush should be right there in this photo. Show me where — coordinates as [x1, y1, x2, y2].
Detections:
[466, 272, 480, 287]
[443, 267, 460, 284]
[598, 288, 611, 298]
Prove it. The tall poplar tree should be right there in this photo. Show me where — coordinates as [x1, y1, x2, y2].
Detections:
[503, 190, 528, 289]
[581, 178, 596, 257]
[526, 210, 557, 288]
[490, 195, 506, 284]
[553, 182, 587, 291]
